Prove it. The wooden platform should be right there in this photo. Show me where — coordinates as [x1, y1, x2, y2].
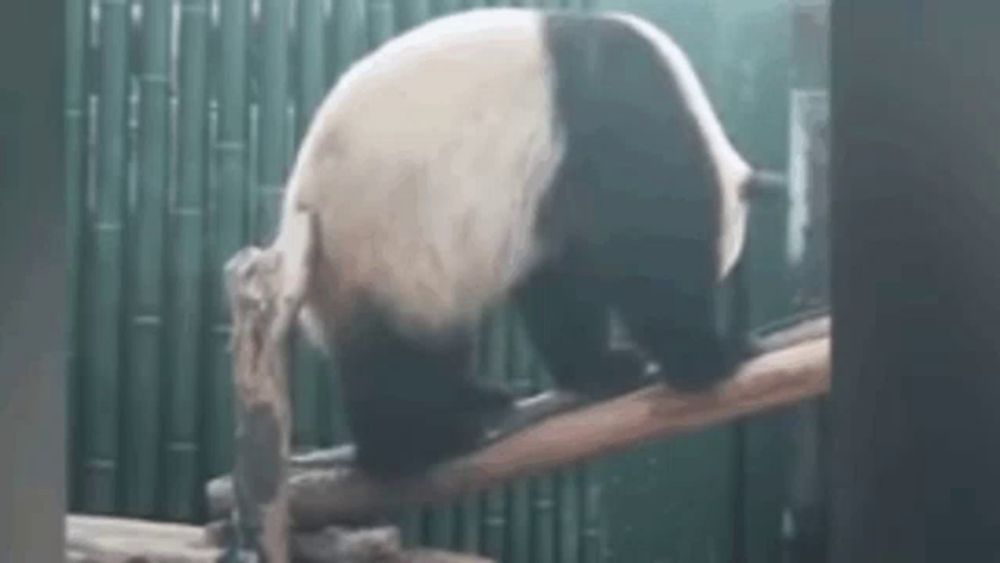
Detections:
[67, 515, 221, 563]
[66, 514, 493, 563]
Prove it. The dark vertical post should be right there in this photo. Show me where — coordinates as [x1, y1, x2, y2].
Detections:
[829, 2, 1000, 562]
[0, 0, 66, 559]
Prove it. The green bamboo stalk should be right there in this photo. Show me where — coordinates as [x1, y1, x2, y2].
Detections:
[255, 0, 290, 242]
[507, 312, 534, 563]
[164, 0, 210, 521]
[292, 0, 328, 454]
[393, 0, 431, 32]
[202, 0, 250, 486]
[64, 0, 89, 512]
[481, 308, 510, 561]
[508, 475, 532, 562]
[79, 0, 101, 509]
[558, 468, 581, 563]
[462, 0, 487, 9]
[118, 49, 141, 514]
[119, 0, 170, 518]
[458, 475, 483, 554]
[426, 504, 457, 550]
[398, 508, 425, 548]
[431, 0, 460, 15]
[204, 83, 236, 491]
[523, 343, 556, 563]
[297, 0, 326, 132]
[368, 0, 395, 47]
[79, 88, 100, 507]
[457, 315, 487, 553]
[324, 0, 340, 83]
[330, 0, 368, 80]
[213, 0, 250, 340]
[84, 0, 131, 515]
[581, 461, 606, 563]
[533, 471, 557, 563]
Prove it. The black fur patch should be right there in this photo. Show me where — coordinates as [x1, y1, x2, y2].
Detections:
[334, 296, 515, 478]
[530, 13, 753, 391]
[539, 12, 721, 281]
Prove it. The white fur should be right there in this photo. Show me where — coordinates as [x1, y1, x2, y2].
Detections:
[274, 9, 565, 339]
[608, 12, 753, 281]
[273, 8, 754, 346]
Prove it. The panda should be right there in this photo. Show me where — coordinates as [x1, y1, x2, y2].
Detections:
[271, 8, 780, 477]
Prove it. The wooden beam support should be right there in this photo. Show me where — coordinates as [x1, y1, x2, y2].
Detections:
[207, 316, 830, 530]
[222, 210, 315, 562]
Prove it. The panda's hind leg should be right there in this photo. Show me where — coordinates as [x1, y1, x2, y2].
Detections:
[473, 265, 655, 443]
[333, 298, 514, 478]
[611, 261, 758, 392]
[512, 265, 654, 400]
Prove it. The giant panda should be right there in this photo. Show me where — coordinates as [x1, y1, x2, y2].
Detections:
[271, 8, 780, 477]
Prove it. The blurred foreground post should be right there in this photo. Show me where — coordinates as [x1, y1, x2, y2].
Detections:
[829, 2, 1000, 562]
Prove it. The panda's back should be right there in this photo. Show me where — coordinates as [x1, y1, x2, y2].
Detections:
[279, 8, 749, 336]
[283, 9, 569, 334]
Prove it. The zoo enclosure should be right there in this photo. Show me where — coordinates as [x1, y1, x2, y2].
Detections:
[64, 1, 825, 561]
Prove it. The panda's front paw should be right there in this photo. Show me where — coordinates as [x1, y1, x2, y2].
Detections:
[591, 348, 659, 397]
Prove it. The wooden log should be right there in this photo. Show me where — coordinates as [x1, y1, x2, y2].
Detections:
[66, 514, 492, 563]
[207, 316, 830, 529]
[223, 209, 315, 561]
[66, 515, 222, 563]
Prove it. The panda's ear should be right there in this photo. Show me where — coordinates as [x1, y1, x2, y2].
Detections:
[745, 169, 788, 201]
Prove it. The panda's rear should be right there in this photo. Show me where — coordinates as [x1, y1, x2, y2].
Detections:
[279, 9, 565, 343]
[273, 8, 758, 476]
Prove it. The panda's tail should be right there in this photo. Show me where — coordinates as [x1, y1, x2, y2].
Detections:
[745, 168, 789, 203]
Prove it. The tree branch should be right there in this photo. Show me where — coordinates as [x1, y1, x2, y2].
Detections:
[222, 209, 316, 561]
[206, 316, 830, 530]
